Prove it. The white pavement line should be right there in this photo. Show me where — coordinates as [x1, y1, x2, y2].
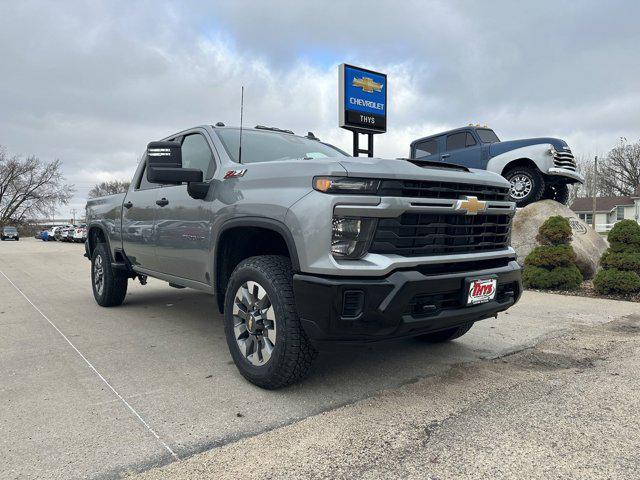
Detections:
[0, 268, 180, 462]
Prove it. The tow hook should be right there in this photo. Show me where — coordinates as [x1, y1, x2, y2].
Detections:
[138, 275, 148, 285]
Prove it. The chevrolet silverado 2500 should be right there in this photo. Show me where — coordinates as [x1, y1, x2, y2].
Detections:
[86, 124, 522, 389]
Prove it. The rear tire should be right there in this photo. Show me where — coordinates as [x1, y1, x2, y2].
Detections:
[223, 255, 317, 389]
[504, 166, 545, 207]
[91, 242, 128, 307]
[415, 322, 474, 343]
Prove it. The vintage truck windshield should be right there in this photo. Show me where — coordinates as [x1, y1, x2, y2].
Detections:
[476, 128, 500, 143]
[216, 128, 347, 164]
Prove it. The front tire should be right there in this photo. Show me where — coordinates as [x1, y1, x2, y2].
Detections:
[504, 166, 545, 207]
[416, 322, 474, 343]
[91, 242, 128, 307]
[223, 255, 317, 389]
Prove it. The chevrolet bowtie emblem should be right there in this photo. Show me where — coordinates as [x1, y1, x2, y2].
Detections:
[352, 76, 383, 93]
[455, 196, 487, 215]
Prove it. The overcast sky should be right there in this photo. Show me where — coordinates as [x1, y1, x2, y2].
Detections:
[1, 0, 639, 219]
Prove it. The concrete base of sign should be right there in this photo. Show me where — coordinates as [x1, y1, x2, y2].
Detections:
[511, 200, 608, 279]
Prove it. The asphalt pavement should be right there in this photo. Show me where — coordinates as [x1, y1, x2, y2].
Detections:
[1, 238, 638, 479]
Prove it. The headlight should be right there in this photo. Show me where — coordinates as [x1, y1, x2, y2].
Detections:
[314, 176, 380, 194]
[548, 146, 557, 157]
[331, 217, 377, 259]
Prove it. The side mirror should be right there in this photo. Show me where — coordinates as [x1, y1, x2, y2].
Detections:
[146, 141, 203, 185]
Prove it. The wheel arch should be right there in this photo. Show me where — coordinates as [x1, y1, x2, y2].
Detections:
[500, 157, 540, 176]
[87, 225, 110, 259]
[214, 217, 300, 313]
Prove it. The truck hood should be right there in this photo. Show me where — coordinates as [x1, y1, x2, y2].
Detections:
[338, 157, 510, 188]
[489, 137, 568, 157]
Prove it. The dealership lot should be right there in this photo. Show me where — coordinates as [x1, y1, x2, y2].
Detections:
[2, 239, 639, 479]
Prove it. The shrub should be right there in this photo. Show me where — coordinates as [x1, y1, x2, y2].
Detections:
[536, 216, 572, 245]
[523, 265, 583, 290]
[607, 220, 640, 253]
[593, 268, 640, 295]
[600, 251, 640, 274]
[525, 244, 577, 268]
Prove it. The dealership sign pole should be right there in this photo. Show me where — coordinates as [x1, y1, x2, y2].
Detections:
[339, 64, 387, 157]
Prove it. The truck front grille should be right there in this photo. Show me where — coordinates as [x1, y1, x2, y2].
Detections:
[378, 180, 510, 201]
[553, 149, 577, 171]
[370, 213, 512, 257]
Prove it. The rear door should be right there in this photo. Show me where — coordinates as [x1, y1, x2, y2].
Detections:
[121, 158, 160, 270]
[153, 129, 217, 285]
[443, 131, 483, 168]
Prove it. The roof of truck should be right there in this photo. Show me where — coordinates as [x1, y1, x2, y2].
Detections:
[410, 125, 493, 146]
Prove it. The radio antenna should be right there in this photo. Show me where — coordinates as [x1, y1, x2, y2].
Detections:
[238, 85, 244, 164]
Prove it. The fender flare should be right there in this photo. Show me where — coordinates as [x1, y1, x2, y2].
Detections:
[86, 224, 113, 261]
[214, 216, 300, 272]
[486, 144, 554, 176]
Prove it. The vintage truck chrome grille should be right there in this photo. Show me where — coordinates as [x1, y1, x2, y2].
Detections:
[553, 148, 577, 171]
[378, 180, 510, 202]
[370, 213, 512, 257]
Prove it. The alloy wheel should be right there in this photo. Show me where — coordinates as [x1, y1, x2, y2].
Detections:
[509, 174, 533, 200]
[93, 254, 104, 296]
[232, 281, 277, 366]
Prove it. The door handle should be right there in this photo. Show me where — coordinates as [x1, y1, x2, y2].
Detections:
[441, 154, 450, 159]
[123, 201, 133, 209]
[156, 198, 169, 207]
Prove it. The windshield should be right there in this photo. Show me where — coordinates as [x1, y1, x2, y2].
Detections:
[476, 129, 500, 143]
[216, 128, 347, 164]
[3, 227, 17, 233]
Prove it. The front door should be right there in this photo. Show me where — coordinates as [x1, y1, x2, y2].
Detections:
[154, 130, 217, 284]
[443, 131, 483, 168]
[121, 159, 159, 270]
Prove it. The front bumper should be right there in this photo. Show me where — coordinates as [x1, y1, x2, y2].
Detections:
[293, 259, 522, 346]
[547, 167, 584, 184]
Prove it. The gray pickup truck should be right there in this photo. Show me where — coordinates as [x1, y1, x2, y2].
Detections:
[86, 124, 522, 388]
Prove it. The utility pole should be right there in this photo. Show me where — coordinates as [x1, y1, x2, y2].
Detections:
[591, 155, 598, 230]
[70, 208, 77, 224]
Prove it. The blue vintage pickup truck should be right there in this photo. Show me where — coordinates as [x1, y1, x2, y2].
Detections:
[410, 126, 584, 206]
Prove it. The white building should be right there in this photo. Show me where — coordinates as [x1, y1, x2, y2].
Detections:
[570, 186, 640, 232]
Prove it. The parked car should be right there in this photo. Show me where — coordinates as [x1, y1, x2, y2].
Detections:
[1, 226, 19, 241]
[45, 225, 64, 240]
[410, 125, 585, 207]
[72, 224, 87, 243]
[54, 224, 73, 241]
[86, 124, 522, 389]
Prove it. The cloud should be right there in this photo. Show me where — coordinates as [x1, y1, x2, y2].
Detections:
[1, 0, 639, 218]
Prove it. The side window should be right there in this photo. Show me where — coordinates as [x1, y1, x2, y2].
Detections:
[415, 139, 437, 157]
[446, 132, 467, 151]
[466, 132, 477, 147]
[181, 134, 215, 179]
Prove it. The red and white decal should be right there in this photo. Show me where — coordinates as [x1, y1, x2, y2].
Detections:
[224, 169, 247, 179]
[467, 278, 497, 305]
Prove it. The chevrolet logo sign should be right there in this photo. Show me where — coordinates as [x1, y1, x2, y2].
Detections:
[352, 76, 383, 93]
[455, 196, 487, 215]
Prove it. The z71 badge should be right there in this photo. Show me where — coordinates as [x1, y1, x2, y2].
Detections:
[224, 169, 247, 179]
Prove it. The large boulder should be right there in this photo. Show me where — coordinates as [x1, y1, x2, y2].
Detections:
[511, 200, 608, 279]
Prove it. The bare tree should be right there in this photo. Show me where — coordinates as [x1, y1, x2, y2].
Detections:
[0, 146, 74, 224]
[571, 139, 640, 200]
[88, 180, 131, 198]
[598, 137, 640, 196]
